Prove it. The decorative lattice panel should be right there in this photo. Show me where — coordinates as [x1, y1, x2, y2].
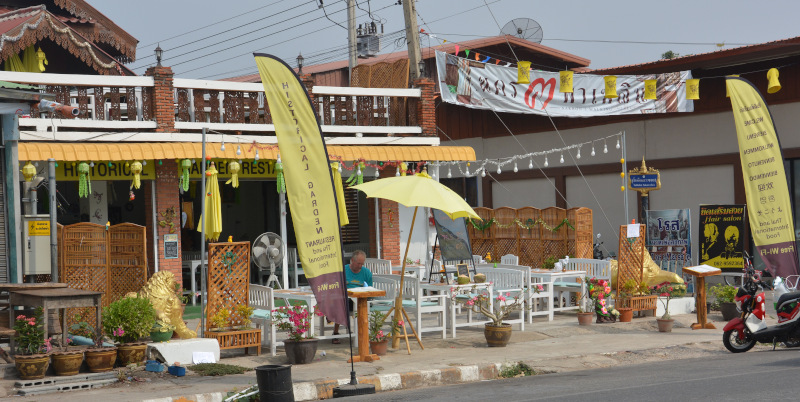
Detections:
[108, 224, 148, 303]
[206, 242, 251, 329]
[517, 207, 542, 267]
[61, 223, 107, 329]
[568, 208, 593, 259]
[617, 224, 646, 291]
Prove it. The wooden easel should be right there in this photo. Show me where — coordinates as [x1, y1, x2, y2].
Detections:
[389, 206, 426, 353]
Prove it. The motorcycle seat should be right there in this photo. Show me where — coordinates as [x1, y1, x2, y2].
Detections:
[777, 291, 800, 308]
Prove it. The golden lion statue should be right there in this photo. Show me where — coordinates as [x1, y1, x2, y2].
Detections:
[610, 249, 684, 289]
[127, 270, 196, 339]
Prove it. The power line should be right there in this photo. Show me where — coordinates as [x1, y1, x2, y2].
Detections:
[137, 0, 291, 50]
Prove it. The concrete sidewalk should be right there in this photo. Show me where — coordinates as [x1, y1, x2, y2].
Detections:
[3, 309, 738, 402]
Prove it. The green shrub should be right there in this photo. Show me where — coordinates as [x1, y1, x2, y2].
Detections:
[500, 361, 536, 378]
[709, 284, 737, 309]
[102, 296, 156, 343]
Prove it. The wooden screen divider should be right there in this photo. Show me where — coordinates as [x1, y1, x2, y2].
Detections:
[58, 222, 148, 329]
[466, 207, 592, 268]
[615, 224, 657, 315]
[205, 242, 251, 329]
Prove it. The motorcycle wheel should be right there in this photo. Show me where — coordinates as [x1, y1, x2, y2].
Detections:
[783, 338, 800, 348]
[723, 329, 756, 353]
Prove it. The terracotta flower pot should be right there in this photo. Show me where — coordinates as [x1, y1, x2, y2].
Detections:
[369, 340, 389, 356]
[484, 323, 512, 347]
[85, 347, 117, 373]
[15, 354, 50, 380]
[657, 318, 674, 332]
[117, 342, 148, 366]
[577, 312, 594, 326]
[618, 308, 633, 322]
[720, 302, 739, 321]
[51, 350, 84, 376]
[283, 338, 318, 364]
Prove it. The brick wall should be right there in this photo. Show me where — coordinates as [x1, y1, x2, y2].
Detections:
[379, 198, 401, 265]
[414, 77, 436, 137]
[146, 66, 175, 133]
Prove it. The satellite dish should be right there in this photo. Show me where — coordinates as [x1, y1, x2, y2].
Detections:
[253, 232, 284, 288]
[500, 18, 543, 43]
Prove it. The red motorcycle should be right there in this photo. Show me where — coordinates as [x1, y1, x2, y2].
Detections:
[722, 255, 800, 352]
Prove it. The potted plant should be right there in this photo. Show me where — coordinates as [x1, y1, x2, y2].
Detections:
[102, 296, 156, 365]
[209, 307, 231, 331]
[651, 281, 687, 332]
[235, 305, 255, 330]
[616, 279, 637, 322]
[709, 284, 739, 321]
[150, 319, 175, 343]
[13, 307, 52, 380]
[576, 282, 595, 326]
[451, 284, 539, 347]
[272, 304, 323, 364]
[586, 277, 616, 323]
[51, 337, 84, 376]
[367, 311, 402, 356]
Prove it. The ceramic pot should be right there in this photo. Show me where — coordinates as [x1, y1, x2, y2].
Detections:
[720, 302, 739, 321]
[51, 350, 84, 376]
[577, 312, 594, 326]
[85, 347, 117, 372]
[656, 318, 675, 332]
[150, 329, 173, 343]
[618, 308, 633, 322]
[484, 323, 512, 347]
[15, 354, 50, 380]
[369, 340, 389, 356]
[283, 339, 319, 364]
[117, 342, 147, 366]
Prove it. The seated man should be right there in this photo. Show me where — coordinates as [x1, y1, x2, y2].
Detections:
[332, 250, 371, 343]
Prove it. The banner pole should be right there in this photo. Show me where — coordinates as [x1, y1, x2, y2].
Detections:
[200, 127, 207, 337]
[622, 131, 629, 224]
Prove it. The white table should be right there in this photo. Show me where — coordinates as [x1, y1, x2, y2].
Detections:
[182, 259, 207, 306]
[530, 269, 586, 312]
[420, 282, 493, 338]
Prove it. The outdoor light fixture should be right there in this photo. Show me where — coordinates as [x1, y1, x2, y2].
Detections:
[604, 141, 608, 154]
[155, 44, 163, 67]
[481, 168, 486, 177]
[560, 153, 564, 164]
[528, 158, 533, 169]
[513, 162, 518, 173]
[544, 156, 548, 167]
[236, 145, 242, 155]
[297, 53, 304, 74]
[616, 138, 620, 149]
[577, 147, 581, 159]
[447, 166, 452, 178]
[497, 165, 501, 174]
[418, 60, 425, 78]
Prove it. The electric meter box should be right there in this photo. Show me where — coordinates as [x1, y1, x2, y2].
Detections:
[22, 214, 52, 276]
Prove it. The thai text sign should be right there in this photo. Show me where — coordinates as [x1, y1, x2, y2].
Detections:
[645, 209, 691, 266]
[727, 77, 798, 278]
[699, 205, 745, 271]
[436, 51, 694, 116]
[629, 174, 659, 189]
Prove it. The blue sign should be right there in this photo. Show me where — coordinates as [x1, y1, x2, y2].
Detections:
[630, 174, 659, 189]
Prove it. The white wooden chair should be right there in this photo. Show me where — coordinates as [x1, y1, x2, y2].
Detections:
[373, 274, 447, 339]
[483, 263, 554, 322]
[474, 267, 526, 330]
[364, 258, 393, 275]
[500, 254, 519, 265]
[249, 284, 281, 356]
[369, 276, 399, 310]
[555, 258, 610, 308]
[473, 255, 484, 266]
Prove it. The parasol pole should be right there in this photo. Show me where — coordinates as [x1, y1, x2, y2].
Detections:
[392, 206, 417, 349]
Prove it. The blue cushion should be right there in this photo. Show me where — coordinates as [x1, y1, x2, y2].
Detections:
[69, 335, 113, 347]
[553, 281, 581, 288]
[251, 309, 272, 320]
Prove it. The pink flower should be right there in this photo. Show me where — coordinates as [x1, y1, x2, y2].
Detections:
[16, 315, 25, 320]
[600, 299, 606, 306]
[604, 286, 611, 294]
[601, 307, 608, 314]
[466, 300, 474, 306]
[397, 320, 403, 326]
[536, 284, 544, 291]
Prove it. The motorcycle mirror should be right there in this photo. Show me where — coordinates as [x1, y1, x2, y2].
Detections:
[596, 233, 601, 239]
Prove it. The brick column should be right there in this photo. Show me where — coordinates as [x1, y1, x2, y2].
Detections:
[414, 77, 436, 137]
[145, 66, 175, 132]
[379, 199, 401, 266]
[144, 160, 183, 284]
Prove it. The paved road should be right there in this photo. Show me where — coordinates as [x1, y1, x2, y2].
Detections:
[345, 348, 800, 401]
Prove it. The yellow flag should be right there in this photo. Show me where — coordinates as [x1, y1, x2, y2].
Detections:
[727, 77, 798, 278]
[517, 61, 531, 84]
[644, 79, 657, 100]
[685, 79, 699, 100]
[559, 71, 573, 93]
[330, 163, 349, 226]
[254, 54, 347, 326]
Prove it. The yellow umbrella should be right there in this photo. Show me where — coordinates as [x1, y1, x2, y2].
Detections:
[351, 172, 481, 350]
[197, 162, 222, 241]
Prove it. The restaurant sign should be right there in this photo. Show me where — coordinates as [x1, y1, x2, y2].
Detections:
[55, 159, 277, 181]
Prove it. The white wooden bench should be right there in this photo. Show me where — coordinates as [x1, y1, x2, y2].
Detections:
[249, 284, 280, 356]
[480, 263, 554, 322]
[374, 274, 447, 339]
[474, 267, 526, 330]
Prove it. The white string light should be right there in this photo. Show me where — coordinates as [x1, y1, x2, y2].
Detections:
[254, 150, 260, 161]
[560, 153, 564, 163]
[447, 166, 452, 178]
[481, 168, 486, 177]
[616, 138, 620, 149]
[576, 147, 581, 159]
[544, 156, 548, 167]
[604, 140, 608, 153]
[220, 139, 225, 152]
[497, 165, 501, 174]
[236, 145, 242, 155]
[513, 162, 518, 173]
[528, 158, 533, 169]
[142, 160, 147, 165]
[89, 161, 94, 167]
[396, 166, 400, 176]
[591, 144, 596, 156]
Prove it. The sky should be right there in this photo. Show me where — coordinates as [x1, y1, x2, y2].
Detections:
[89, 0, 800, 80]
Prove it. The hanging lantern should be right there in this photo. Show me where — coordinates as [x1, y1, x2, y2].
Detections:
[725, 74, 739, 97]
[685, 79, 700, 100]
[78, 162, 91, 198]
[400, 162, 408, 176]
[21, 162, 36, 182]
[180, 159, 192, 192]
[604, 76, 618, 98]
[345, 161, 366, 186]
[767, 68, 781, 94]
[130, 161, 143, 189]
[517, 61, 531, 84]
[644, 79, 657, 100]
[275, 157, 286, 194]
[559, 70, 573, 93]
[226, 161, 241, 188]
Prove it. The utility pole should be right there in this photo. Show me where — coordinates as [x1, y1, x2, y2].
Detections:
[402, 0, 422, 79]
[347, 0, 357, 83]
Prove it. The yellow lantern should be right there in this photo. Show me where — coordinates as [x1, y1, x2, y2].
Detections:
[130, 161, 143, 189]
[517, 61, 531, 84]
[725, 74, 739, 97]
[559, 71, 573, 93]
[21, 162, 36, 182]
[644, 79, 657, 100]
[767, 68, 781, 94]
[686, 79, 700, 100]
[604, 76, 618, 99]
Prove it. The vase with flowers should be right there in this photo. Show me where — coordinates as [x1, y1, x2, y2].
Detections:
[367, 311, 402, 356]
[13, 307, 52, 379]
[651, 281, 687, 332]
[451, 284, 539, 347]
[586, 277, 616, 323]
[272, 304, 324, 364]
[102, 296, 156, 365]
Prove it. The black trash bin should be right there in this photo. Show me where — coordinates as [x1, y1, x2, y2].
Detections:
[255, 364, 294, 402]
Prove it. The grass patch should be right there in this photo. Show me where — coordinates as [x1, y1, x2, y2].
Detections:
[499, 361, 536, 378]
[183, 305, 202, 320]
[189, 363, 252, 376]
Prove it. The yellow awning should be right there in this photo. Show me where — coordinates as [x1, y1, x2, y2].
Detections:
[18, 143, 476, 162]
